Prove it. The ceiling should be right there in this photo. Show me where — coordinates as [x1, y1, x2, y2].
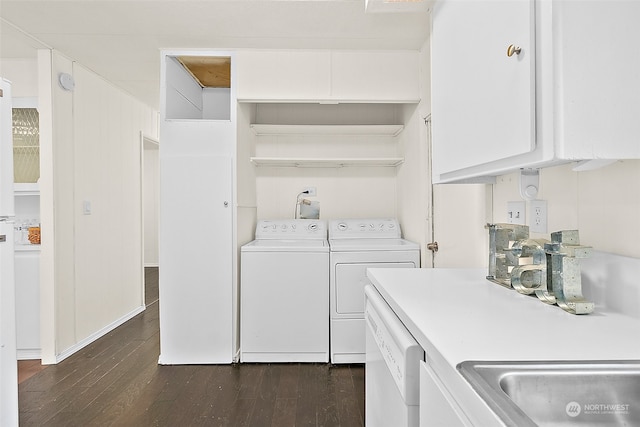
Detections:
[0, 0, 431, 109]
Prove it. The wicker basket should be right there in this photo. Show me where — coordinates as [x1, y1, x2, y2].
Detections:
[28, 226, 40, 245]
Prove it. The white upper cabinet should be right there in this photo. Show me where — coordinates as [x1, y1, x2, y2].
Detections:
[432, 0, 535, 181]
[236, 50, 331, 102]
[330, 51, 420, 103]
[236, 50, 420, 103]
[431, 0, 640, 183]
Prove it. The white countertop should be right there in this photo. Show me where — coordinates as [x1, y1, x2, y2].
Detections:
[367, 267, 640, 366]
[367, 267, 640, 425]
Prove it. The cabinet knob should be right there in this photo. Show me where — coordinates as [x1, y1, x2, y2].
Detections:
[507, 44, 522, 57]
[427, 242, 439, 252]
[224, 201, 229, 207]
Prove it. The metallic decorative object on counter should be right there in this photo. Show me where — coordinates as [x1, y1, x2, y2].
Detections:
[509, 239, 549, 295]
[544, 230, 594, 315]
[485, 225, 594, 315]
[486, 223, 529, 288]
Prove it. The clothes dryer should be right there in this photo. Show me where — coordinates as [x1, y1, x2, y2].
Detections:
[329, 218, 419, 364]
[241, 219, 329, 362]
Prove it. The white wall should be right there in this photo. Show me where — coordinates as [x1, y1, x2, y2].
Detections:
[253, 103, 401, 221]
[236, 102, 257, 244]
[39, 50, 159, 362]
[203, 88, 231, 120]
[396, 41, 430, 267]
[399, 37, 490, 269]
[0, 59, 38, 98]
[493, 160, 640, 259]
[165, 56, 202, 120]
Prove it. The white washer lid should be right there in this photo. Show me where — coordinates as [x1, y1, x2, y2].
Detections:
[329, 238, 419, 252]
[242, 239, 329, 252]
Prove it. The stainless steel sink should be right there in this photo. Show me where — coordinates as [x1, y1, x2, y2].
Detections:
[457, 360, 640, 427]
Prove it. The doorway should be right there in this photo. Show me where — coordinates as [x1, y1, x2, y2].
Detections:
[141, 133, 159, 306]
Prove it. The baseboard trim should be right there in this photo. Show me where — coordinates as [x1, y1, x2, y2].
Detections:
[17, 349, 42, 360]
[55, 305, 146, 363]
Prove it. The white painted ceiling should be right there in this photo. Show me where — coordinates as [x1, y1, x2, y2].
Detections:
[0, 0, 430, 109]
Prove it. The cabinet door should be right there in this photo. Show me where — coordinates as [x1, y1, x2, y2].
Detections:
[15, 251, 40, 355]
[419, 361, 469, 427]
[159, 155, 233, 364]
[331, 51, 420, 102]
[235, 50, 331, 101]
[431, 0, 535, 181]
[557, 1, 640, 159]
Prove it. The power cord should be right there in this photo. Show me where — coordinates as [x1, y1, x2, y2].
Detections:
[294, 190, 310, 219]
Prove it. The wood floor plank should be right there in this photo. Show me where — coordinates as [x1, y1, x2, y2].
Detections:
[295, 363, 339, 426]
[334, 365, 364, 426]
[17, 360, 47, 384]
[158, 367, 222, 426]
[236, 363, 264, 400]
[25, 338, 153, 426]
[69, 335, 162, 426]
[271, 397, 297, 427]
[247, 363, 280, 426]
[225, 397, 256, 427]
[351, 364, 366, 423]
[106, 364, 174, 427]
[277, 363, 299, 399]
[18, 268, 366, 427]
[315, 364, 340, 427]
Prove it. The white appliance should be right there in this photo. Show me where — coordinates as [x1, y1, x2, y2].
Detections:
[365, 284, 423, 427]
[240, 219, 329, 362]
[328, 218, 419, 364]
[1, 77, 19, 426]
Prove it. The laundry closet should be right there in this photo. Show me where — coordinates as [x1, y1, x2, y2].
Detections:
[159, 49, 428, 364]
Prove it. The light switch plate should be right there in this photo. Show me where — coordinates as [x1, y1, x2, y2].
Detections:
[507, 201, 526, 225]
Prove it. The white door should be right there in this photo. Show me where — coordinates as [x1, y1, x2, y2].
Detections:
[158, 155, 233, 364]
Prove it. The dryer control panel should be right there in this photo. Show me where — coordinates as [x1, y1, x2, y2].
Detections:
[255, 219, 327, 239]
[329, 218, 402, 239]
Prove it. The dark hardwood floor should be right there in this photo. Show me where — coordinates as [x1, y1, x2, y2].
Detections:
[18, 268, 365, 426]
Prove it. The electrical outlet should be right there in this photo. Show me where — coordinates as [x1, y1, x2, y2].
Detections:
[507, 201, 526, 225]
[303, 187, 317, 197]
[530, 200, 547, 233]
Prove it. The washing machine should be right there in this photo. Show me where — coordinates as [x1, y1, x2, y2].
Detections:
[240, 219, 329, 363]
[329, 218, 419, 364]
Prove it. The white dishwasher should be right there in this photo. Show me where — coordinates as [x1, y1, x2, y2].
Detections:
[365, 285, 423, 427]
